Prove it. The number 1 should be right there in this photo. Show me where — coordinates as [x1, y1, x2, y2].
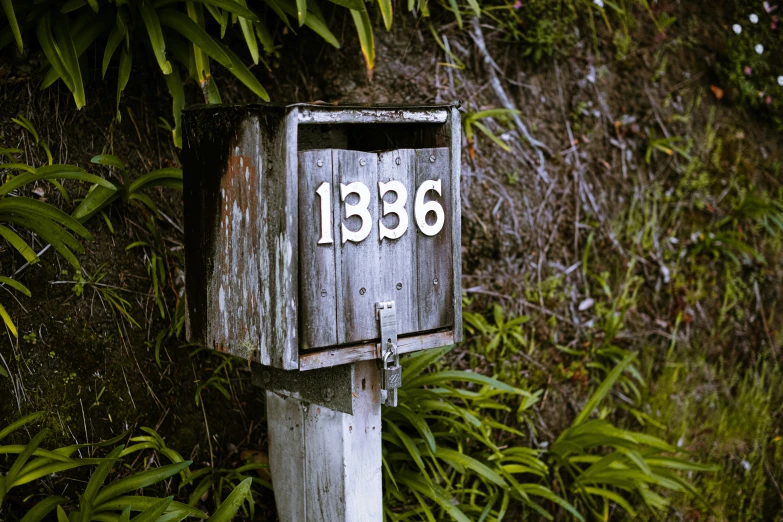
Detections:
[316, 182, 333, 245]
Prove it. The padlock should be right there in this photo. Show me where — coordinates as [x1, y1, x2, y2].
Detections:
[382, 349, 402, 390]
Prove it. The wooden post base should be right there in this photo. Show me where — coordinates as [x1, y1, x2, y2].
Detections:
[266, 360, 383, 521]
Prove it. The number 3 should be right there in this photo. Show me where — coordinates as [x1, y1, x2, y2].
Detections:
[340, 182, 372, 243]
[378, 181, 409, 240]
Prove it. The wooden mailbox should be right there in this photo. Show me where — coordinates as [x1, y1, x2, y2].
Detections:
[183, 103, 462, 521]
[182, 103, 462, 372]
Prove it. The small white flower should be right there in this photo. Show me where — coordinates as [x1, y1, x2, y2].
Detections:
[594, 0, 604, 7]
[741, 459, 752, 472]
[750, 13, 759, 23]
[733, 24, 742, 34]
[778, 76, 783, 86]
[755, 44, 764, 54]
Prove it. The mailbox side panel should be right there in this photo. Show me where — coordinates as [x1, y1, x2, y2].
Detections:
[450, 107, 463, 343]
[182, 108, 298, 369]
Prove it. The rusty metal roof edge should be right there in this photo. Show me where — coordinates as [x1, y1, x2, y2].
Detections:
[182, 101, 462, 114]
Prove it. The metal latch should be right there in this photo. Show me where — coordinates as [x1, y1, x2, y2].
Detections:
[376, 301, 401, 407]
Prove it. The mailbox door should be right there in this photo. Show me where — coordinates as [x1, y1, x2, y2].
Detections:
[299, 147, 454, 350]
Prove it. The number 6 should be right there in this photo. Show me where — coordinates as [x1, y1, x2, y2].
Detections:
[414, 179, 445, 237]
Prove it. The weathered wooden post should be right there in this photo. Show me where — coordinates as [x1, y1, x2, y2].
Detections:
[182, 103, 462, 521]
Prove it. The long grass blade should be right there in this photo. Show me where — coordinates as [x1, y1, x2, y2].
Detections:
[350, 8, 374, 73]
[206, 477, 251, 522]
[197, 0, 260, 20]
[72, 186, 121, 222]
[377, 0, 392, 31]
[214, 41, 269, 101]
[163, 66, 185, 147]
[130, 496, 173, 522]
[0, 302, 17, 337]
[19, 496, 67, 522]
[1, 0, 23, 52]
[0, 224, 38, 264]
[92, 496, 206, 518]
[81, 446, 126, 521]
[0, 412, 43, 443]
[0, 197, 92, 239]
[93, 461, 192, 506]
[572, 353, 636, 427]
[157, 10, 231, 68]
[140, 2, 172, 74]
[102, 25, 124, 78]
[296, 0, 307, 26]
[0, 276, 31, 297]
[6, 429, 49, 486]
[36, 12, 74, 92]
[52, 15, 85, 108]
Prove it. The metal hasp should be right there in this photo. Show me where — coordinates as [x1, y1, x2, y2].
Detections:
[377, 301, 401, 406]
[181, 102, 463, 371]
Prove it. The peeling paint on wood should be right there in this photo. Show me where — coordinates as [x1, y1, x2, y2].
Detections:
[183, 109, 298, 369]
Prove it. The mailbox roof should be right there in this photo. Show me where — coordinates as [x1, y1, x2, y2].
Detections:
[183, 102, 460, 124]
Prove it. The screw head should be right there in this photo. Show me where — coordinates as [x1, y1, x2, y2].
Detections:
[317, 159, 324, 167]
[396, 282, 403, 290]
[359, 158, 366, 167]
[429, 155, 436, 163]
[320, 289, 327, 297]
[395, 157, 401, 166]
[359, 287, 366, 295]
[433, 278, 439, 286]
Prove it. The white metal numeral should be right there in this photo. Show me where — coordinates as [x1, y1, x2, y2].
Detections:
[340, 182, 372, 244]
[315, 182, 333, 245]
[378, 181, 409, 241]
[414, 179, 445, 237]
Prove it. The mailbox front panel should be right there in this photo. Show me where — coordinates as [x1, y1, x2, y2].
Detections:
[299, 147, 453, 350]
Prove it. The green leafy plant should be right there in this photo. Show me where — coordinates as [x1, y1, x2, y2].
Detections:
[127, 216, 179, 320]
[385, 346, 581, 521]
[547, 354, 717, 520]
[70, 263, 141, 328]
[1, 141, 113, 273]
[0, 119, 117, 337]
[73, 154, 182, 223]
[463, 304, 530, 361]
[1, 414, 254, 521]
[0, 0, 422, 145]
[463, 108, 520, 158]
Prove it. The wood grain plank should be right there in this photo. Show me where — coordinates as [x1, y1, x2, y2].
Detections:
[276, 107, 300, 369]
[334, 150, 380, 344]
[298, 150, 337, 349]
[266, 391, 305, 522]
[344, 361, 383, 521]
[377, 149, 418, 334]
[415, 147, 453, 331]
[303, 402, 345, 521]
[270, 362, 382, 521]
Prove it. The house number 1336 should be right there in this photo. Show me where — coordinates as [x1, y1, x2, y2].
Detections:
[315, 180, 445, 245]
